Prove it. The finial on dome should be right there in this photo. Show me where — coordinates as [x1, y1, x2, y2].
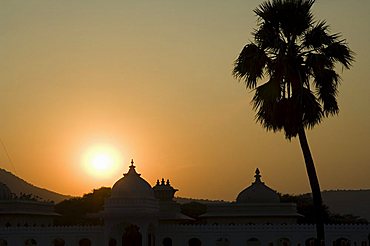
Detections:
[124, 159, 140, 176]
[254, 168, 262, 183]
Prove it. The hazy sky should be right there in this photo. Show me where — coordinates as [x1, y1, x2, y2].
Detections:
[0, 0, 369, 201]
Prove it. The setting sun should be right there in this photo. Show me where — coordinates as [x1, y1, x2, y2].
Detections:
[82, 144, 122, 179]
[91, 153, 113, 171]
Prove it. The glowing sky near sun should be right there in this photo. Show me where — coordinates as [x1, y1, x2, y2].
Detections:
[0, 0, 369, 200]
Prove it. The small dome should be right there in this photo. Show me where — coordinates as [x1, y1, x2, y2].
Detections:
[111, 160, 155, 199]
[236, 168, 280, 203]
[0, 182, 12, 200]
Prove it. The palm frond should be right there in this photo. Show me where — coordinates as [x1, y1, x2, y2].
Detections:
[254, 22, 286, 51]
[255, 0, 314, 38]
[306, 53, 334, 73]
[254, 0, 279, 25]
[303, 21, 337, 49]
[324, 41, 354, 69]
[233, 43, 268, 88]
[278, 0, 314, 37]
[252, 78, 281, 109]
[301, 88, 323, 127]
[253, 78, 283, 131]
[313, 68, 340, 88]
[313, 69, 340, 116]
[280, 98, 301, 139]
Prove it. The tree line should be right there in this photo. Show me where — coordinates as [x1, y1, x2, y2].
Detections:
[54, 187, 367, 226]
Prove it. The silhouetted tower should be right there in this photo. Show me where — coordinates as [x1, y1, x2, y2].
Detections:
[153, 178, 178, 201]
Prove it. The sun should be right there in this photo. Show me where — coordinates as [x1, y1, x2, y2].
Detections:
[82, 144, 122, 179]
[91, 153, 113, 171]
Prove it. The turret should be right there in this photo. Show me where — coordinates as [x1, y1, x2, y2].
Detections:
[153, 178, 178, 201]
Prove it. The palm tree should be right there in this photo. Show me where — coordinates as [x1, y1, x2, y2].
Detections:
[232, 0, 353, 243]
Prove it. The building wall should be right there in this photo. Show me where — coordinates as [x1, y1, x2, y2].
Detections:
[0, 226, 104, 245]
[157, 224, 370, 246]
[204, 216, 298, 225]
[1, 224, 368, 245]
[0, 215, 54, 227]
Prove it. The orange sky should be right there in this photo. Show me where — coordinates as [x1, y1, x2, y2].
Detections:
[0, 0, 369, 201]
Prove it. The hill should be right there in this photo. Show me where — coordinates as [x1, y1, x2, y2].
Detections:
[0, 168, 70, 203]
[322, 189, 370, 221]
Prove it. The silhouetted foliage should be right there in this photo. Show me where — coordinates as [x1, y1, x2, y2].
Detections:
[280, 194, 368, 224]
[328, 213, 368, 224]
[55, 187, 111, 225]
[17, 193, 46, 202]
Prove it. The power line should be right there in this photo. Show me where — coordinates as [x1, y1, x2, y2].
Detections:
[0, 137, 17, 175]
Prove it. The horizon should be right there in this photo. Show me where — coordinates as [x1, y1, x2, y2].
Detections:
[0, 0, 369, 201]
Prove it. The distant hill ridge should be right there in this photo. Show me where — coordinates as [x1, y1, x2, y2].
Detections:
[321, 189, 370, 221]
[0, 168, 70, 203]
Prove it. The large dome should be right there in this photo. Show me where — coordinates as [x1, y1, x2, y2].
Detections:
[0, 182, 12, 200]
[236, 168, 280, 203]
[111, 161, 155, 199]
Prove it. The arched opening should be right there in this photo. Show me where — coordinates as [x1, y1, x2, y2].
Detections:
[247, 238, 261, 246]
[123, 224, 142, 246]
[148, 223, 156, 246]
[305, 238, 317, 246]
[0, 239, 7, 246]
[216, 238, 230, 246]
[188, 238, 201, 246]
[109, 238, 117, 246]
[79, 238, 92, 246]
[53, 238, 65, 246]
[334, 238, 351, 246]
[277, 238, 291, 246]
[162, 237, 172, 246]
[25, 239, 37, 246]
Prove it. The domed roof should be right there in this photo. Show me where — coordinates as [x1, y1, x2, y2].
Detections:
[111, 160, 155, 200]
[0, 182, 12, 200]
[236, 168, 280, 203]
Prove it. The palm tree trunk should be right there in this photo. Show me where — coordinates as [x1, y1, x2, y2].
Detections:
[298, 126, 325, 244]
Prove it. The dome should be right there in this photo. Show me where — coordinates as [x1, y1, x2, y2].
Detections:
[0, 182, 12, 200]
[111, 160, 155, 199]
[236, 168, 280, 203]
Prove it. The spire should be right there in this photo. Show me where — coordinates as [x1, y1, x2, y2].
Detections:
[254, 168, 262, 183]
[124, 159, 140, 177]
